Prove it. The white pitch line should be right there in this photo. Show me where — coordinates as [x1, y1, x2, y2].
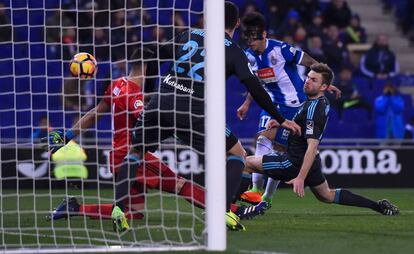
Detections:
[240, 250, 289, 254]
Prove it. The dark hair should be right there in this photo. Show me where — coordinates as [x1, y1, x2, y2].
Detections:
[225, 1, 239, 30]
[129, 46, 155, 68]
[242, 11, 266, 30]
[310, 63, 334, 86]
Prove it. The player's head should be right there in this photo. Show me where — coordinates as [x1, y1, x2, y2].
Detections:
[129, 46, 154, 74]
[241, 12, 266, 52]
[225, 1, 239, 30]
[304, 63, 334, 97]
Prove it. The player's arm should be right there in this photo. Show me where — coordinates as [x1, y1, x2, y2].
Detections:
[42, 99, 110, 153]
[71, 99, 110, 136]
[237, 93, 253, 120]
[299, 51, 318, 67]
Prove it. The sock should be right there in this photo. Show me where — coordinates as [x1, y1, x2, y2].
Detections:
[80, 204, 144, 219]
[139, 152, 205, 209]
[252, 136, 273, 191]
[233, 173, 252, 203]
[263, 178, 280, 200]
[115, 154, 141, 211]
[226, 155, 245, 211]
[179, 181, 205, 209]
[334, 189, 381, 212]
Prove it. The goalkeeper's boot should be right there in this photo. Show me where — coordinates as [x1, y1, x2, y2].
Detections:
[47, 196, 80, 221]
[261, 195, 273, 210]
[240, 187, 262, 205]
[225, 211, 246, 231]
[235, 201, 267, 220]
[377, 199, 399, 216]
[112, 206, 129, 232]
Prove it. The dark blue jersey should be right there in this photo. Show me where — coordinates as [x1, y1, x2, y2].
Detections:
[287, 96, 330, 166]
[160, 29, 256, 99]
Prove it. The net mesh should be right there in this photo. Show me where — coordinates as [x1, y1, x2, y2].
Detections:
[0, 0, 207, 252]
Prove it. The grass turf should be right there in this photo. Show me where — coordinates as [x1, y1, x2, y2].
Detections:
[1, 188, 413, 253]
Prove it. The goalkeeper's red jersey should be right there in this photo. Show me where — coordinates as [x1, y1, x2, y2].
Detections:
[103, 77, 143, 171]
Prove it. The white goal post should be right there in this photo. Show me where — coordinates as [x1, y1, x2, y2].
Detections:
[0, 0, 226, 252]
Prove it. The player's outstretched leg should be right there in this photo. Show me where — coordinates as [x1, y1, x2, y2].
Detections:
[46, 196, 80, 221]
[311, 182, 399, 216]
[138, 152, 205, 209]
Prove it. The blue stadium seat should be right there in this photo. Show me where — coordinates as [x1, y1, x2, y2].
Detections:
[30, 44, 45, 59]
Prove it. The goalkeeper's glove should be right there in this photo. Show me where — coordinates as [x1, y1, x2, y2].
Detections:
[41, 130, 75, 154]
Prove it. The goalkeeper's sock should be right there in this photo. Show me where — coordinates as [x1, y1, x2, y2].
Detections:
[333, 189, 381, 212]
[226, 155, 245, 210]
[116, 154, 141, 211]
[140, 152, 206, 209]
[80, 204, 144, 220]
[179, 181, 205, 209]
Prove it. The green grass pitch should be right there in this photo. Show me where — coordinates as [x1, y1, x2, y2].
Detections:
[1, 188, 413, 254]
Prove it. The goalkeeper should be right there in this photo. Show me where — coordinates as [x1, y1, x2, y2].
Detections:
[44, 47, 205, 222]
[114, 1, 301, 232]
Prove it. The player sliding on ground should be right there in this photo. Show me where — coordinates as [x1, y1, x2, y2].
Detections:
[237, 11, 341, 209]
[245, 63, 399, 216]
[44, 47, 265, 226]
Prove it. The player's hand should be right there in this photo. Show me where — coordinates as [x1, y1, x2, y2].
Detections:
[41, 130, 65, 154]
[286, 177, 305, 198]
[265, 119, 280, 129]
[327, 85, 342, 99]
[280, 120, 301, 136]
[237, 103, 250, 120]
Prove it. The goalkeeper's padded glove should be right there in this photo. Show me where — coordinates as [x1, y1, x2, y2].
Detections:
[41, 130, 75, 154]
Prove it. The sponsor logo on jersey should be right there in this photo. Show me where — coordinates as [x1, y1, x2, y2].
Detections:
[257, 67, 276, 83]
[306, 120, 314, 135]
[162, 74, 195, 95]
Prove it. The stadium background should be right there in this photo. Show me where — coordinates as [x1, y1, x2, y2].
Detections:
[1, 0, 414, 188]
[1, 0, 414, 142]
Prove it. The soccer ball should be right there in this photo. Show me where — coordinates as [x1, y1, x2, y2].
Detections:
[69, 52, 97, 79]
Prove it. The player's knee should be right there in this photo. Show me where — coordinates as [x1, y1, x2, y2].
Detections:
[245, 156, 261, 172]
[257, 135, 273, 148]
[316, 191, 335, 204]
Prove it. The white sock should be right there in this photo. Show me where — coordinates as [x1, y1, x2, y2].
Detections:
[252, 136, 273, 191]
[263, 178, 280, 200]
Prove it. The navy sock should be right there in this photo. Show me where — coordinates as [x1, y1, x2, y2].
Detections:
[226, 155, 245, 212]
[334, 189, 380, 212]
[115, 154, 141, 212]
[232, 173, 252, 203]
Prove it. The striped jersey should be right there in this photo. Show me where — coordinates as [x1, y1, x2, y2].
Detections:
[245, 39, 306, 107]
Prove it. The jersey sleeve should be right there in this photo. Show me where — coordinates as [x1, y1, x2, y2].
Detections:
[233, 47, 256, 81]
[103, 83, 113, 105]
[127, 90, 144, 119]
[281, 42, 304, 65]
[304, 100, 329, 140]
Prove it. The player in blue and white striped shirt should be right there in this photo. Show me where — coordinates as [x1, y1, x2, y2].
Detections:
[237, 12, 340, 208]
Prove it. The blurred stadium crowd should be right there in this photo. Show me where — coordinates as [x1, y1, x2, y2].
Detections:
[0, 0, 414, 142]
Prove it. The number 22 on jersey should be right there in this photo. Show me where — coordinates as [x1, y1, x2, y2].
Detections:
[172, 40, 205, 81]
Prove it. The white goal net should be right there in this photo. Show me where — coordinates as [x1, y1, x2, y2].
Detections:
[0, 0, 225, 252]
